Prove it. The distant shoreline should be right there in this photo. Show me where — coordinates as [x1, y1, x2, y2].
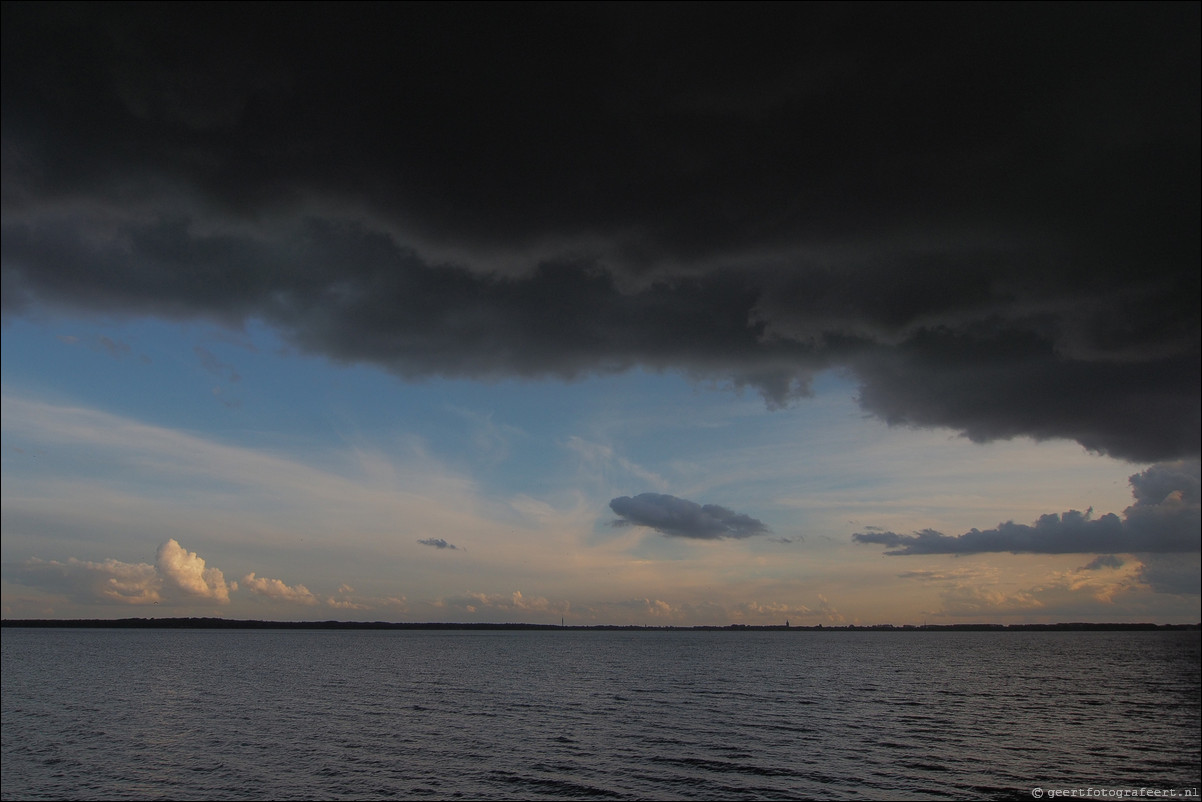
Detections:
[2, 618, 1198, 632]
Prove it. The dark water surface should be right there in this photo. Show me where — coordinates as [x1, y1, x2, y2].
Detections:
[2, 629, 1198, 800]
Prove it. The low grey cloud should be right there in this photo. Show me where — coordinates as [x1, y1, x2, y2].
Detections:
[1136, 554, 1202, 596]
[854, 461, 1200, 555]
[417, 538, 458, 551]
[1080, 555, 1125, 571]
[58, 334, 144, 362]
[195, 346, 241, 383]
[610, 493, 770, 540]
[3, 4, 1197, 461]
[18, 556, 163, 606]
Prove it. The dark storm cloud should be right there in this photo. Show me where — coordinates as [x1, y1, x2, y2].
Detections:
[2, 214, 817, 399]
[610, 493, 770, 540]
[3, 4, 1198, 460]
[853, 461, 1201, 555]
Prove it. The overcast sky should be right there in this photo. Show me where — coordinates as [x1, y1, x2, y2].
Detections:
[3, 3, 1198, 624]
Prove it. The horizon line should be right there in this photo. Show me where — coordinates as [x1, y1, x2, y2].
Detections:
[3, 618, 1198, 632]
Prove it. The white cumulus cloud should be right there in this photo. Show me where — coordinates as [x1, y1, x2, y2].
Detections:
[242, 572, 318, 605]
[156, 539, 234, 602]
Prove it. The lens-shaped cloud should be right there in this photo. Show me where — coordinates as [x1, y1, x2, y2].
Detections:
[610, 493, 770, 540]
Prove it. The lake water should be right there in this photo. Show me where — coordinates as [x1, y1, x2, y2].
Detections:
[2, 628, 1199, 800]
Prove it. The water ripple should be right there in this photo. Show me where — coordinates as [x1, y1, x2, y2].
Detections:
[3, 629, 1199, 800]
